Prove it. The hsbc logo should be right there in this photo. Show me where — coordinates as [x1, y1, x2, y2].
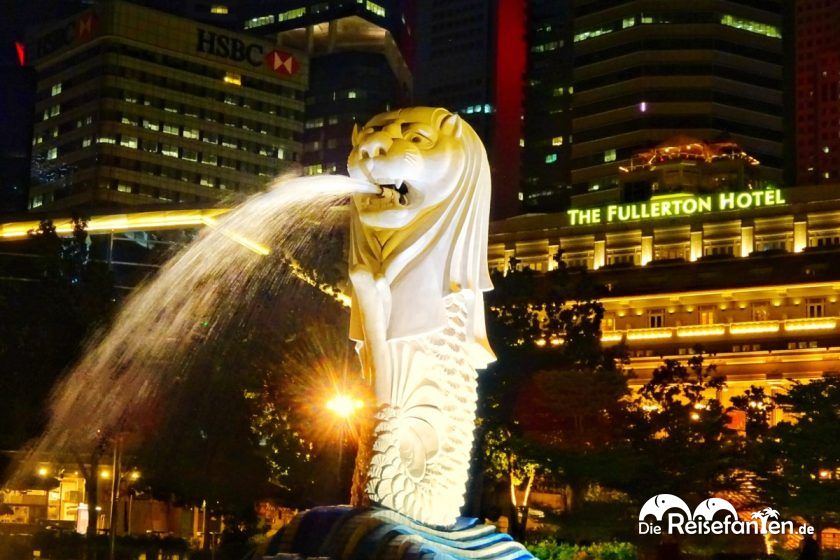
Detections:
[264, 50, 298, 76]
[197, 29, 298, 77]
[36, 13, 98, 58]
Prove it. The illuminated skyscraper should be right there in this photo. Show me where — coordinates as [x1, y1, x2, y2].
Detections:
[794, 0, 840, 185]
[523, 1, 784, 209]
[239, 0, 411, 176]
[27, 1, 306, 211]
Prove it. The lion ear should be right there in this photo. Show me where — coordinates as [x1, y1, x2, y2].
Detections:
[440, 113, 462, 138]
[352, 123, 362, 147]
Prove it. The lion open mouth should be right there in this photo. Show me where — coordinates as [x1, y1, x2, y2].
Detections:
[369, 180, 410, 208]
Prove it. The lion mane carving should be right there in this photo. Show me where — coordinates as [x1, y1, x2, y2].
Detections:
[347, 107, 495, 526]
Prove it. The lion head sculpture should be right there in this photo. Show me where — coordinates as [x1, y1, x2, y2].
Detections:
[347, 107, 494, 369]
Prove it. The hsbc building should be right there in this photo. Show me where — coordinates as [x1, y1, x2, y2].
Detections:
[26, 0, 307, 211]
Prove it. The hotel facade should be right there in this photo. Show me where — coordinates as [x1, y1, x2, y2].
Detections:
[26, 1, 307, 211]
[490, 181, 840, 396]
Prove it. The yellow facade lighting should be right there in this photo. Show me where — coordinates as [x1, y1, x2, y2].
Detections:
[601, 332, 623, 342]
[535, 338, 547, 347]
[784, 318, 837, 332]
[729, 322, 780, 335]
[677, 325, 726, 338]
[626, 328, 673, 341]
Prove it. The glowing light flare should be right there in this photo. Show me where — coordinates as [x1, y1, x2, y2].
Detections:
[784, 318, 837, 332]
[326, 394, 364, 419]
[37, 467, 48, 477]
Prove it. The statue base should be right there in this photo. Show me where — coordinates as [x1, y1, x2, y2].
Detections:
[264, 506, 535, 560]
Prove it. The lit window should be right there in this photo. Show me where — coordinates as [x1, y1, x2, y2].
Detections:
[720, 14, 781, 38]
[161, 144, 178, 157]
[278, 7, 306, 21]
[553, 87, 564, 97]
[604, 149, 616, 162]
[97, 136, 116, 144]
[304, 164, 323, 175]
[305, 118, 324, 129]
[51, 83, 62, 96]
[348, 90, 357, 99]
[183, 128, 199, 139]
[223, 72, 241, 86]
[699, 306, 716, 325]
[201, 177, 215, 187]
[210, 5, 228, 14]
[49, 105, 60, 117]
[622, 16, 635, 28]
[574, 25, 613, 43]
[31, 195, 43, 209]
[244, 15, 274, 29]
[519, 138, 525, 148]
[82, 137, 92, 148]
[117, 183, 132, 193]
[552, 136, 563, 146]
[143, 119, 159, 131]
[120, 116, 138, 126]
[163, 124, 179, 135]
[120, 136, 138, 149]
[366, 1, 386, 17]
[545, 153, 557, 164]
[202, 153, 218, 165]
[182, 149, 198, 162]
[46, 147, 57, 160]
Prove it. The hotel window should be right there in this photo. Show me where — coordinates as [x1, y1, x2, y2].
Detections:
[163, 124, 179, 136]
[121, 116, 138, 126]
[545, 153, 557, 164]
[705, 243, 735, 257]
[604, 149, 616, 162]
[97, 136, 116, 144]
[120, 136, 138, 149]
[751, 302, 770, 321]
[603, 315, 616, 331]
[202, 153, 218, 165]
[758, 236, 788, 252]
[807, 299, 825, 318]
[202, 133, 218, 144]
[51, 83, 62, 96]
[117, 183, 132, 193]
[142, 139, 158, 153]
[143, 119, 159, 131]
[812, 232, 840, 247]
[183, 128, 199, 140]
[552, 136, 563, 146]
[648, 309, 664, 328]
[182, 149, 198, 162]
[82, 137, 92, 148]
[699, 306, 716, 325]
[164, 103, 179, 113]
[210, 5, 228, 14]
[48, 105, 60, 118]
[46, 147, 57, 160]
[608, 252, 635, 266]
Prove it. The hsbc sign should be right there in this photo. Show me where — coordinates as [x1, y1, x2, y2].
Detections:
[196, 29, 299, 77]
[36, 13, 98, 58]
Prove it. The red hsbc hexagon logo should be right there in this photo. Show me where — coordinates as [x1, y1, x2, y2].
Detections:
[264, 50, 299, 76]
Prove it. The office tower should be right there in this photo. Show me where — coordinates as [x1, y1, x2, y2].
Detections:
[27, 1, 306, 211]
[794, 0, 840, 185]
[240, 0, 411, 176]
[524, 1, 784, 208]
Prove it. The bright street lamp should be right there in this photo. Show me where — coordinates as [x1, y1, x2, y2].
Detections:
[326, 394, 363, 419]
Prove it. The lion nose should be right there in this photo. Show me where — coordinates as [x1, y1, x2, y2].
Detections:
[358, 132, 392, 160]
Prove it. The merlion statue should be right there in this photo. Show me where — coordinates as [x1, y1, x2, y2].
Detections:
[347, 107, 495, 526]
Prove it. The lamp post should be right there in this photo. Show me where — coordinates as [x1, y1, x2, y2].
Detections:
[326, 394, 363, 502]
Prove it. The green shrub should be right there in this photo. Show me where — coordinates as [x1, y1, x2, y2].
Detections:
[526, 539, 636, 560]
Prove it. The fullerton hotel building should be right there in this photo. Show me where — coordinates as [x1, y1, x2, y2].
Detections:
[489, 137, 840, 406]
